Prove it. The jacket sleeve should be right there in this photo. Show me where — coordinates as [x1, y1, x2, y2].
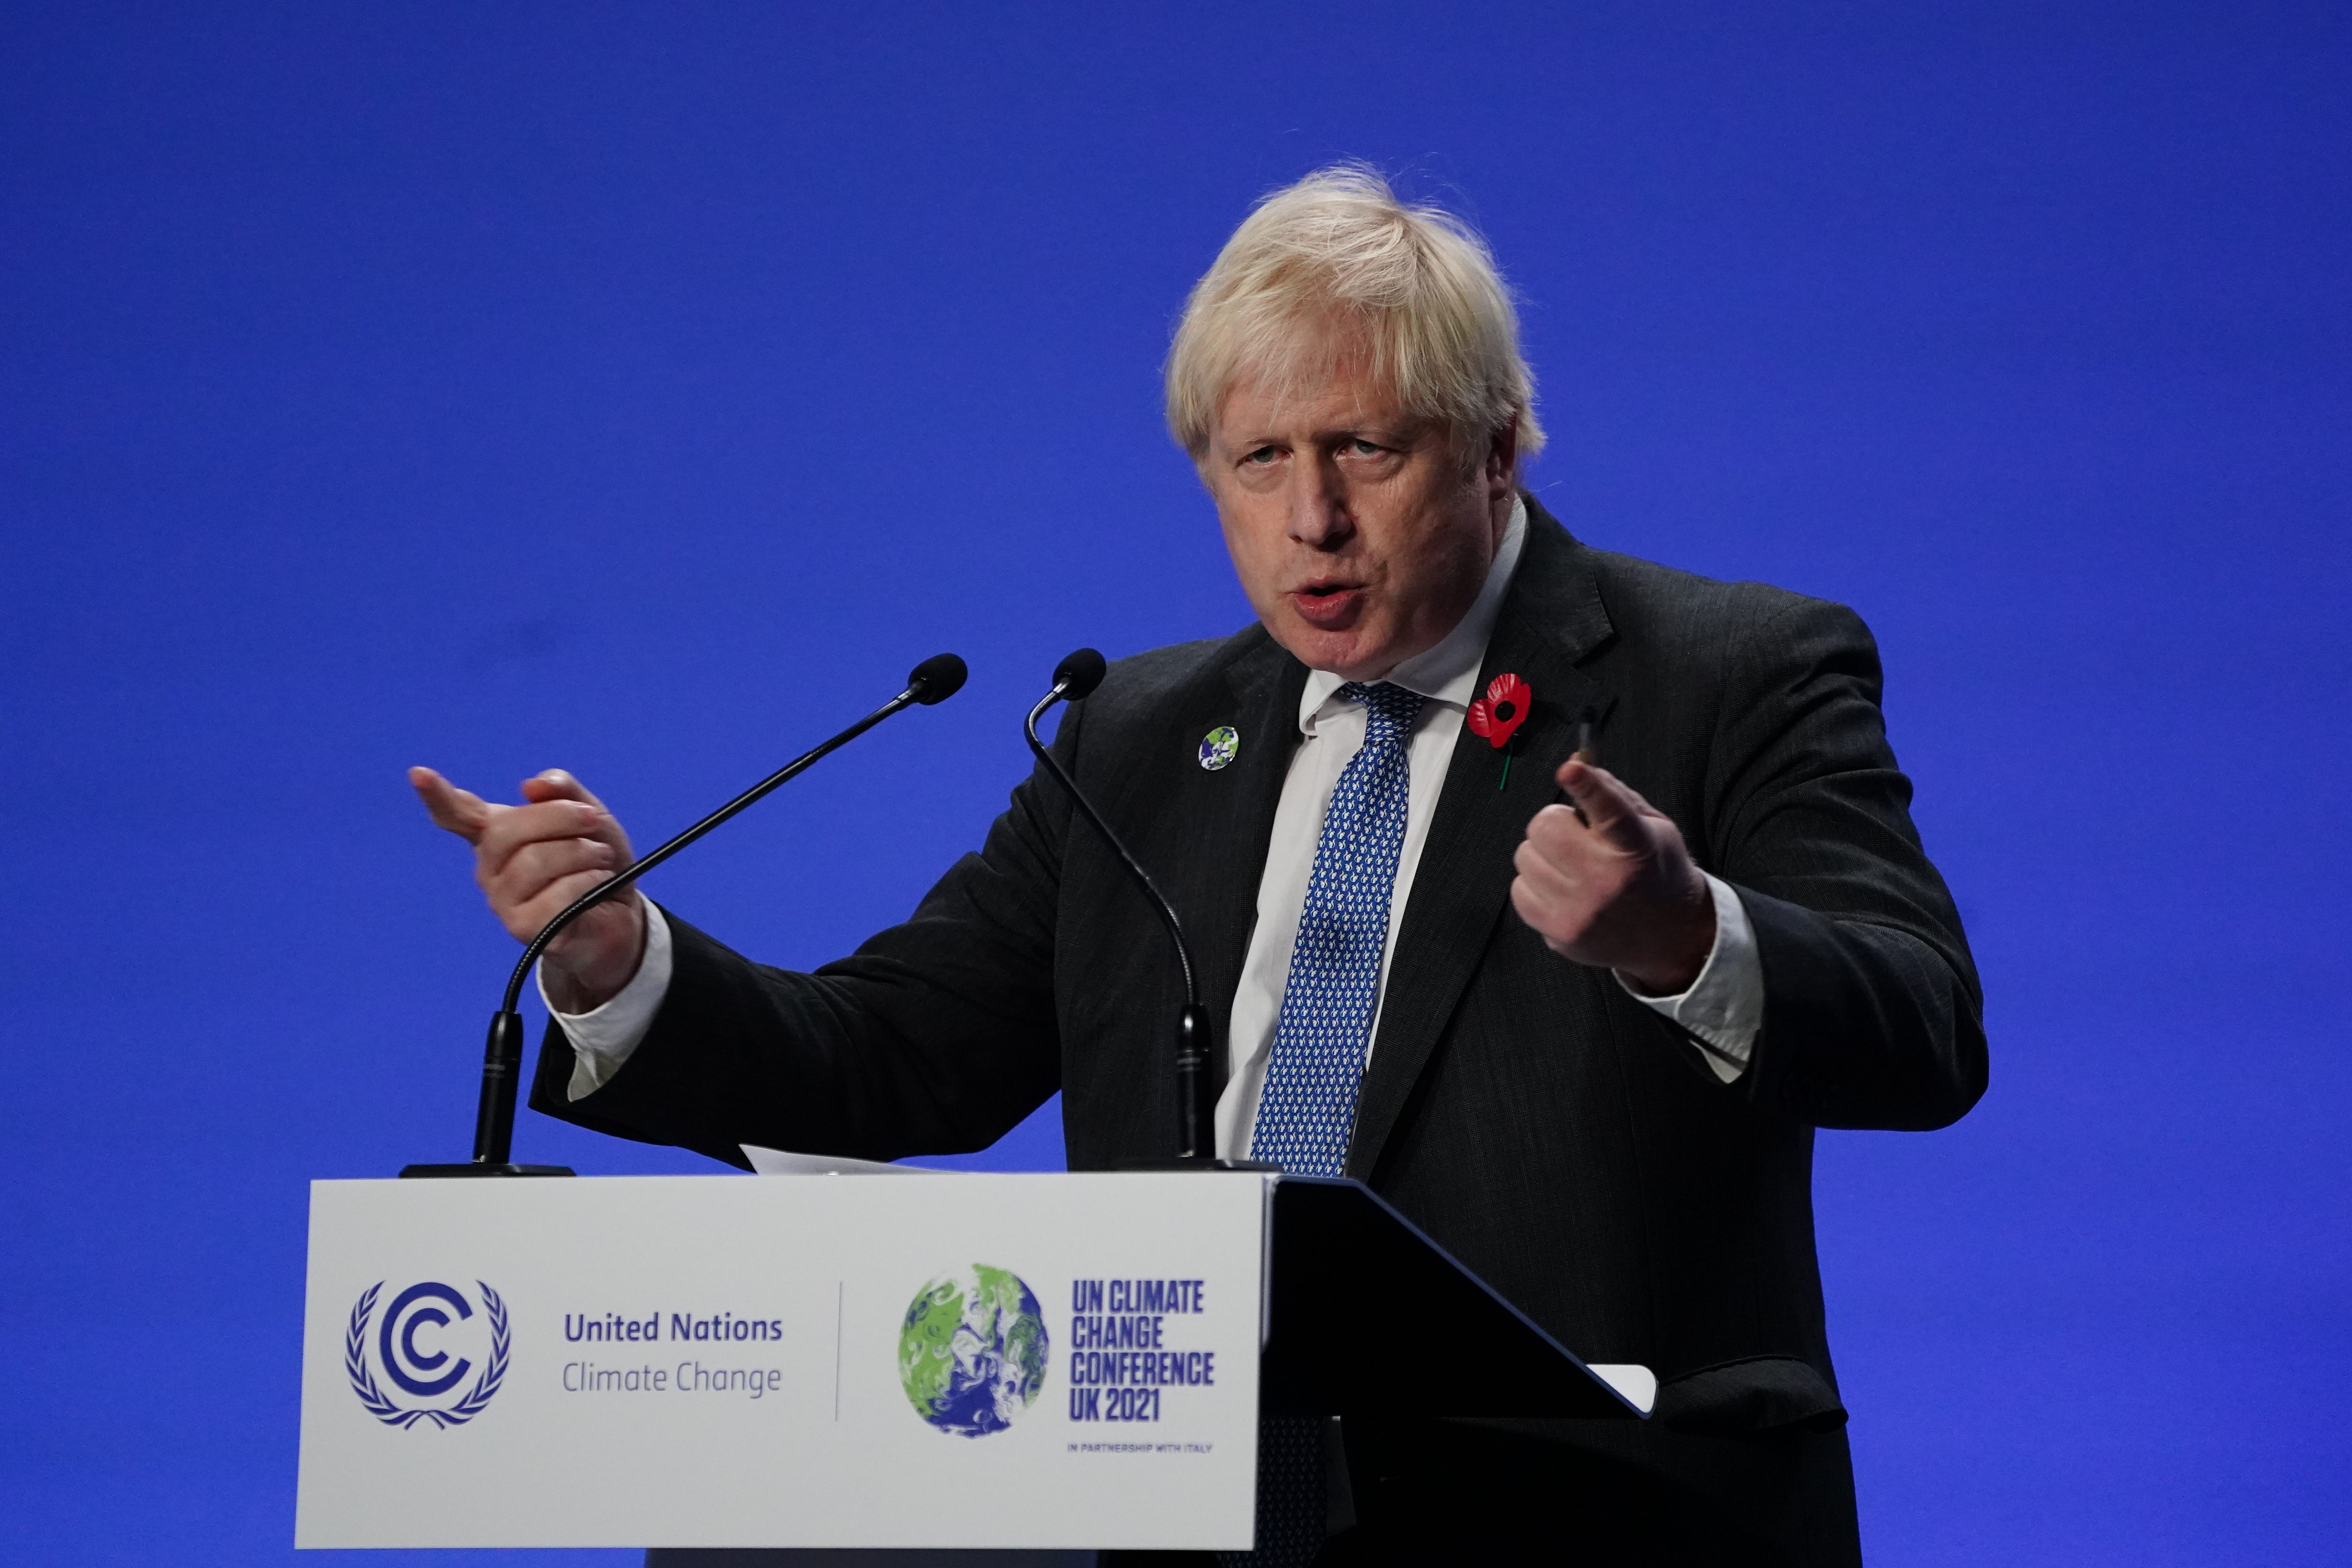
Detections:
[1702, 594, 1988, 1130]
[525, 713, 1082, 1168]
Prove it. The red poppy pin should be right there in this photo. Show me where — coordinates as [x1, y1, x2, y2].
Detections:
[1466, 672, 1533, 790]
[1466, 673, 1532, 749]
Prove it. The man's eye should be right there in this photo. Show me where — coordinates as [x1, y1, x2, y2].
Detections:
[1244, 446, 1281, 465]
[1345, 438, 1384, 456]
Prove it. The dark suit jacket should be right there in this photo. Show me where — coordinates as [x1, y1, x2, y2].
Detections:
[533, 497, 1985, 1560]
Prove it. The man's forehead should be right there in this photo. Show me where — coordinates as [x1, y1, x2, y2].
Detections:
[1214, 364, 1419, 442]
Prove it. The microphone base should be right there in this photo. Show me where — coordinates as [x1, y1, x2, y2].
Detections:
[399, 1162, 576, 1178]
[1111, 1158, 1279, 1173]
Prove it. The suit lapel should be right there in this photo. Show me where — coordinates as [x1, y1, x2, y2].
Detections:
[1345, 501, 1618, 1180]
[1152, 631, 1308, 1093]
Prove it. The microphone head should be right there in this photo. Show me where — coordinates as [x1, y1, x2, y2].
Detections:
[906, 653, 968, 705]
[1053, 648, 1107, 701]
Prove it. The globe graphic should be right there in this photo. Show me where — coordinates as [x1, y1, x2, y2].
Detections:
[897, 1265, 1049, 1437]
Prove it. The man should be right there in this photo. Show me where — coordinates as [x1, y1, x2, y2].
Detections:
[414, 166, 1985, 1565]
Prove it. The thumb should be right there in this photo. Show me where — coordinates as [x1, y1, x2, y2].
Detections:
[1559, 760, 1654, 855]
[408, 766, 494, 844]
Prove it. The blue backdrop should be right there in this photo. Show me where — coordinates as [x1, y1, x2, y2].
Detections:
[5, 3, 2346, 1563]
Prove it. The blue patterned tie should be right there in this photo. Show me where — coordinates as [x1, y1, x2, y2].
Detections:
[1225, 682, 1425, 1568]
[1252, 681, 1426, 1177]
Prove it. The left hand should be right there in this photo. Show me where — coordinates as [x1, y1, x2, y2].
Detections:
[1510, 758, 1716, 995]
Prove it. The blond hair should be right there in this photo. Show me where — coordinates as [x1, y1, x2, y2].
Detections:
[1164, 163, 1543, 469]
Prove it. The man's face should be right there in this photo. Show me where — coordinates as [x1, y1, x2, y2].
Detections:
[1203, 331, 1516, 682]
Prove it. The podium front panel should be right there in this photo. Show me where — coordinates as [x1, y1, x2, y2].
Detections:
[296, 1173, 1267, 1551]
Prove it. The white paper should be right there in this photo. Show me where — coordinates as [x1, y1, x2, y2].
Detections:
[740, 1143, 958, 1176]
[1586, 1363, 1658, 1414]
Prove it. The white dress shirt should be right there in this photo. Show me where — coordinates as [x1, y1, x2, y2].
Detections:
[552, 495, 1764, 1125]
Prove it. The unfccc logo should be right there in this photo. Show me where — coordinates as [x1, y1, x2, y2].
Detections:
[345, 1280, 510, 1429]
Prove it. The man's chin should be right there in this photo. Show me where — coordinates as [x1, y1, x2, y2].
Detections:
[1265, 616, 1390, 681]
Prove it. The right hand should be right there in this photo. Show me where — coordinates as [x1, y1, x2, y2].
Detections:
[408, 766, 647, 1013]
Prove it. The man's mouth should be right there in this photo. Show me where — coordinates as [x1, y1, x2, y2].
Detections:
[1288, 581, 1364, 628]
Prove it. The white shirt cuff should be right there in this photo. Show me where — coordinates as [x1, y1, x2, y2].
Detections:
[1616, 874, 1762, 1084]
[541, 902, 674, 1101]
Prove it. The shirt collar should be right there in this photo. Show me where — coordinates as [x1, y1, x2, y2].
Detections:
[1298, 493, 1528, 735]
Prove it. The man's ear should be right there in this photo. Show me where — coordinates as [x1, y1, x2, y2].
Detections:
[1484, 414, 1521, 497]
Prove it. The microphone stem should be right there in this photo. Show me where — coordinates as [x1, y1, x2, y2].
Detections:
[1024, 687, 1217, 1161]
[1023, 690, 1199, 1007]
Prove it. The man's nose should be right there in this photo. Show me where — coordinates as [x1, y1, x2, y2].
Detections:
[1287, 454, 1353, 548]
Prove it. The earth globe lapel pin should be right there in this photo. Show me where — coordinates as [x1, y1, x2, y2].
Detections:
[1198, 724, 1240, 771]
[1465, 672, 1532, 790]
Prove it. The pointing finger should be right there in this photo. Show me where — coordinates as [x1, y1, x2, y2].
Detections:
[1557, 760, 1655, 855]
[409, 767, 495, 844]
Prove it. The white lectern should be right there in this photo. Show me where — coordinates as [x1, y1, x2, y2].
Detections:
[296, 1169, 1649, 1554]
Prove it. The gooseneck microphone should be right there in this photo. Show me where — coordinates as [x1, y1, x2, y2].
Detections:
[1024, 649, 1221, 1162]
[404, 652, 969, 1178]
